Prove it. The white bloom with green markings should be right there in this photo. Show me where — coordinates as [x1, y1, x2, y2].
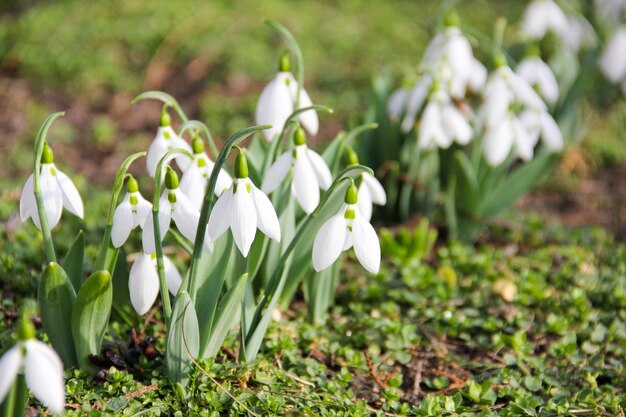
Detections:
[129, 252, 182, 315]
[111, 176, 152, 248]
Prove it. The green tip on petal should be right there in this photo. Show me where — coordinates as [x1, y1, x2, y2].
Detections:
[345, 182, 358, 205]
[279, 51, 291, 72]
[165, 166, 179, 190]
[234, 149, 248, 179]
[192, 136, 205, 154]
[343, 146, 360, 166]
[16, 316, 36, 341]
[126, 176, 139, 193]
[41, 142, 54, 164]
[526, 44, 541, 58]
[293, 126, 306, 146]
[444, 9, 461, 27]
[160, 109, 172, 127]
[493, 52, 507, 68]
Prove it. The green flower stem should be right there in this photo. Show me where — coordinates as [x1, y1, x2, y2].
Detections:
[273, 105, 333, 160]
[169, 228, 194, 256]
[152, 149, 194, 326]
[33, 112, 65, 263]
[178, 120, 220, 160]
[266, 20, 304, 107]
[132, 91, 189, 123]
[186, 125, 271, 302]
[244, 165, 372, 353]
[94, 152, 146, 272]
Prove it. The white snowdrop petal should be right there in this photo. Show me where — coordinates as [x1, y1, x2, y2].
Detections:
[129, 254, 160, 315]
[312, 213, 347, 272]
[38, 165, 64, 230]
[134, 194, 153, 228]
[292, 153, 320, 214]
[252, 185, 281, 242]
[512, 118, 535, 161]
[0, 346, 22, 405]
[111, 199, 134, 248]
[208, 187, 232, 240]
[352, 215, 381, 274]
[55, 168, 84, 218]
[255, 72, 294, 141]
[306, 149, 332, 190]
[540, 112, 564, 151]
[19, 174, 35, 222]
[295, 84, 319, 136]
[172, 192, 201, 245]
[362, 174, 387, 205]
[468, 58, 487, 92]
[401, 76, 431, 133]
[261, 151, 292, 194]
[442, 105, 472, 145]
[231, 182, 257, 257]
[508, 71, 547, 111]
[24, 340, 65, 414]
[599, 27, 626, 83]
[141, 203, 171, 255]
[180, 165, 206, 210]
[484, 119, 514, 166]
[163, 256, 183, 296]
[215, 168, 233, 197]
[357, 185, 373, 222]
[146, 132, 170, 178]
[387, 88, 408, 118]
[171, 134, 193, 172]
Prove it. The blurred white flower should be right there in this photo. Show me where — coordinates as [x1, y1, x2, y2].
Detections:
[357, 173, 387, 222]
[146, 113, 192, 178]
[521, 0, 569, 40]
[519, 109, 564, 153]
[180, 137, 232, 210]
[255, 54, 318, 141]
[208, 151, 280, 257]
[142, 167, 212, 254]
[516, 54, 560, 105]
[400, 74, 432, 133]
[129, 252, 182, 315]
[483, 112, 535, 166]
[599, 26, 626, 83]
[20, 143, 83, 230]
[387, 87, 409, 120]
[312, 183, 380, 274]
[594, 0, 626, 22]
[418, 88, 473, 150]
[111, 177, 152, 248]
[261, 127, 332, 214]
[0, 320, 65, 414]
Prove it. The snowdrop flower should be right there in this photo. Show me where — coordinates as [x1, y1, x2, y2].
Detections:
[255, 53, 318, 141]
[180, 136, 233, 210]
[599, 26, 626, 84]
[563, 15, 597, 52]
[129, 252, 182, 315]
[344, 147, 386, 221]
[418, 84, 472, 150]
[387, 87, 409, 120]
[521, 0, 569, 41]
[519, 109, 564, 153]
[400, 74, 432, 133]
[111, 176, 152, 248]
[146, 112, 192, 178]
[261, 126, 332, 214]
[0, 318, 65, 414]
[142, 167, 211, 254]
[483, 112, 536, 165]
[516, 46, 559, 106]
[20, 142, 83, 230]
[208, 150, 280, 257]
[312, 182, 380, 274]
[594, 0, 626, 23]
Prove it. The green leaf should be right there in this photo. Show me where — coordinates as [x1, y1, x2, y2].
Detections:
[203, 273, 248, 358]
[132, 91, 188, 122]
[0, 374, 26, 417]
[38, 262, 77, 367]
[166, 291, 199, 388]
[63, 230, 84, 292]
[305, 261, 339, 324]
[71, 270, 113, 371]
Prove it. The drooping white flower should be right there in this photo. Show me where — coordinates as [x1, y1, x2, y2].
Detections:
[261, 126, 332, 214]
[312, 182, 380, 274]
[128, 252, 182, 315]
[594, 0, 626, 23]
[343, 147, 387, 221]
[563, 15, 597, 52]
[142, 167, 212, 254]
[146, 112, 192, 178]
[519, 109, 564, 153]
[0, 319, 65, 414]
[400, 74, 432, 133]
[418, 87, 473, 150]
[387, 87, 409, 120]
[208, 150, 281, 257]
[483, 112, 536, 166]
[516, 52, 560, 106]
[599, 26, 626, 83]
[521, 0, 569, 41]
[20, 143, 83, 230]
[180, 137, 233, 210]
[111, 176, 152, 248]
[255, 54, 318, 141]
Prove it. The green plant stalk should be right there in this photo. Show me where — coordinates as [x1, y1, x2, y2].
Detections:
[169, 228, 194, 255]
[244, 165, 371, 358]
[329, 122, 378, 173]
[94, 152, 146, 272]
[178, 120, 220, 160]
[266, 20, 304, 107]
[271, 104, 334, 160]
[152, 149, 194, 326]
[0, 375, 26, 417]
[132, 91, 189, 123]
[186, 125, 271, 302]
[33, 112, 65, 263]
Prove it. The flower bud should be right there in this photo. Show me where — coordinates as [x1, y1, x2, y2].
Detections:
[344, 181, 358, 205]
[16, 315, 36, 341]
[126, 176, 139, 193]
[343, 146, 360, 166]
[293, 126, 306, 146]
[41, 142, 54, 164]
[192, 136, 205, 154]
[279, 51, 291, 72]
[526, 44, 541, 58]
[234, 149, 248, 179]
[444, 9, 460, 27]
[160, 110, 172, 127]
[165, 166, 179, 190]
[493, 52, 507, 68]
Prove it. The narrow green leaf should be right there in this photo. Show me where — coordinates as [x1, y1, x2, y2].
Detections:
[203, 274, 248, 358]
[0, 373, 26, 417]
[63, 230, 84, 292]
[132, 91, 188, 122]
[166, 291, 199, 387]
[71, 271, 113, 371]
[38, 262, 77, 367]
